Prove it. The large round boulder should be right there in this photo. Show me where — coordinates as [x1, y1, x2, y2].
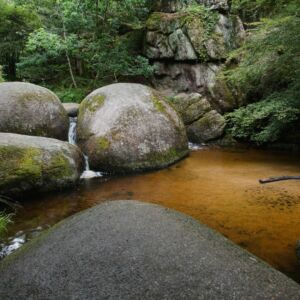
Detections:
[0, 82, 69, 140]
[0, 133, 84, 198]
[0, 201, 300, 299]
[77, 83, 188, 173]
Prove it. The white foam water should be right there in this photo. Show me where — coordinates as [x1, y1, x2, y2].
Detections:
[188, 142, 206, 151]
[68, 117, 104, 179]
[80, 155, 104, 179]
[68, 117, 77, 145]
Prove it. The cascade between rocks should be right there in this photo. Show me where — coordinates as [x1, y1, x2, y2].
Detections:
[68, 117, 103, 179]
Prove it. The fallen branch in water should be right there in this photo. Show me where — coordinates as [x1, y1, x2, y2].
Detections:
[259, 176, 300, 184]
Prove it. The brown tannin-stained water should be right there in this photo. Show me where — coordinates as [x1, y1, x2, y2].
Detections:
[2, 148, 300, 283]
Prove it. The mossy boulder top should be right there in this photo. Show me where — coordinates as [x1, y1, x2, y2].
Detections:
[0, 133, 84, 198]
[0, 82, 69, 140]
[77, 83, 188, 173]
[1, 200, 299, 299]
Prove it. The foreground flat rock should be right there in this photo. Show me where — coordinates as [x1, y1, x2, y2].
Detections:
[0, 201, 299, 299]
[0, 133, 84, 197]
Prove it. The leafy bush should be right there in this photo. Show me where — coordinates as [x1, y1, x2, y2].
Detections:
[54, 87, 90, 104]
[224, 3, 300, 145]
[231, 0, 299, 21]
[0, 66, 4, 82]
[226, 89, 300, 144]
[17, 0, 154, 86]
[0, 212, 11, 237]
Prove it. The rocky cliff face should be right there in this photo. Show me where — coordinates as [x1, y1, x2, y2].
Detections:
[144, 0, 245, 143]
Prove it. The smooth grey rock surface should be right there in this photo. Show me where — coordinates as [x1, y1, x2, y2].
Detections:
[63, 102, 79, 117]
[171, 93, 212, 124]
[77, 83, 188, 173]
[0, 200, 300, 299]
[0, 82, 69, 140]
[187, 110, 226, 142]
[0, 133, 84, 197]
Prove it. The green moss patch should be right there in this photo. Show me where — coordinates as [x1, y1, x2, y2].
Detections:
[46, 153, 73, 178]
[80, 94, 106, 114]
[97, 137, 110, 150]
[0, 146, 42, 188]
[151, 93, 166, 113]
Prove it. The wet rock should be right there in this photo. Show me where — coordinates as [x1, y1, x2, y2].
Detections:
[145, 11, 245, 63]
[153, 62, 221, 95]
[0, 133, 84, 198]
[152, 0, 189, 13]
[63, 103, 79, 117]
[168, 28, 197, 60]
[144, 4, 245, 120]
[187, 110, 226, 142]
[77, 83, 188, 173]
[170, 93, 212, 124]
[196, 0, 231, 13]
[0, 82, 69, 140]
[1, 200, 300, 299]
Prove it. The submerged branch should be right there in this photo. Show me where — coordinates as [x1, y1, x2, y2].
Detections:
[259, 176, 300, 184]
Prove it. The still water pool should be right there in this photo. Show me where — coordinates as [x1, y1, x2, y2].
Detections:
[2, 148, 300, 282]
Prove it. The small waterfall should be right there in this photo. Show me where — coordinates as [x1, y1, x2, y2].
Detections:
[68, 117, 103, 179]
[188, 142, 206, 151]
[80, 155, 103, 179]
[68, 117, 77, 145]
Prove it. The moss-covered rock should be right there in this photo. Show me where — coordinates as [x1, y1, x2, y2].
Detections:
[170, 93, 212, 125]
[144, 9, 244, 63]
[0, 133, 84, 198]
[77, 83, 188, 173]
[187, 110, 226, 142]
[0, 82, 69, 140]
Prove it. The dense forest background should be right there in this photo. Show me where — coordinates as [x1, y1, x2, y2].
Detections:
[0, 0, 299, 145]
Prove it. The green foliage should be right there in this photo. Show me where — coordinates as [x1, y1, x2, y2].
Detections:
[226, 89, 300, 144]
[232, 0, 299, 21]
[0, 0, 39, 79]
[0, 212, 11, 237]
[224, 2, 300, 145]
[18, 28, 67, 82]
[184, 3, 219, 37]
[15, 0, 153, 93]
[54, 87, 89, 104]
[0, 66, 4, 82]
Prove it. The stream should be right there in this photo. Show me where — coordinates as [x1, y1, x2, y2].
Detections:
[0, 120, 300, 283]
